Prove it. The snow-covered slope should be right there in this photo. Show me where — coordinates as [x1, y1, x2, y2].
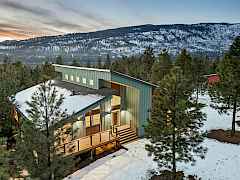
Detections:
[0, 23, 240, 62]
[65, 94, 240, 180]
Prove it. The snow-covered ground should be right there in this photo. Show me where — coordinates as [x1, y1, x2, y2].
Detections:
[65, 94, 240, 180]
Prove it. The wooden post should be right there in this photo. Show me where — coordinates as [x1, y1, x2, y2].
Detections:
[70, 122, 73, 140]
[89, 110, 93, 147]
[100, 105, 102, 132]
[90, 149, 95, 161]
[100, 132, 102, 142]
[63, 144, 66, 154]
[83, 114, 86, 136]
[115, 139, 118, 150]
[90, 110, 93, 129]
[90, 135, 92, 146]
[115, 127, 118, 137]
[77, 140, 80, 151]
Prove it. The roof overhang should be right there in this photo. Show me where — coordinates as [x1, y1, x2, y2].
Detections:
[14, 80, 113, 123]
[111, 71, 158, 88]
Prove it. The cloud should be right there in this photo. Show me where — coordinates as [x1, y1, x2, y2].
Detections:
[55, 1, 113, 27]
[0, 28, 31, 39]
[0, 0, 115, 40]
[0, 23, 20, 30]
[1, 1, 53, 17]
[0, 22, 34, 39]
[42, 20, 89, 32]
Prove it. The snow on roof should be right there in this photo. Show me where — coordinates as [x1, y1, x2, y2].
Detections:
[53, 64, 111, 73]
[14, 80, 105, 120]
[53, 64, 157, 87]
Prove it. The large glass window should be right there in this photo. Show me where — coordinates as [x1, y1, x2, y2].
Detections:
[73, 120, 85, 139]
[92, 114, 100, 126]
[89, 79, 94, 86]
[82, 78, 87, 84]
[64, 74, 68, 80]
[85, 115, 91, 128]
[111, 95, 121, 107]
[101, 100, 112, 131]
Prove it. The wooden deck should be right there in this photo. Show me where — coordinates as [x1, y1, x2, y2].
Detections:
[116, 124, 130, 131]
[56, 124, 131, 156]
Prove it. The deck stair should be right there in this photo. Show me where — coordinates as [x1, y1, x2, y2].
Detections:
[117, 126, 138, 144]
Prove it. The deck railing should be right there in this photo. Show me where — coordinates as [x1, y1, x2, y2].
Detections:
[56, 129, 117, 156]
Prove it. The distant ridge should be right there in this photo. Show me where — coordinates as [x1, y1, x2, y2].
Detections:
[0, 23, 239, 64]
[2, 23, 238, 43]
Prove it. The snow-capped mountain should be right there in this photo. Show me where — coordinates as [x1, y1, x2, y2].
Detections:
[0, 23, 240, 63]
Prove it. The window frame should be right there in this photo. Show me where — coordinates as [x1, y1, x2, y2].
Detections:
[89, 79, 94, 86]
[82, 78, 87, 84]
[65, 74, 69, 80]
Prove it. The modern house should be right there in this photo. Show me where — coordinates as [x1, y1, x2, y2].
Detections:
[13, 64, 155, 156]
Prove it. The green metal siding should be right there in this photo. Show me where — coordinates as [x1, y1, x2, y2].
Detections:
[139, 85, 152, 136]
[112, 73, 152, 137]
[53, 65, 153, 137]
[125, 87, 139, 133]
[54, 65, 111, 89]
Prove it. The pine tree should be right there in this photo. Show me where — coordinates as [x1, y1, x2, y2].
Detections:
[175, 49, 192, 77]
[104, 54, 111, 69]
[129, 56, 145, 79]
[97, 57, 102, 69]
[2, 55, 11, 66]
[71, 59, 80, 67]
[142, 47, 155, 80]
[145, 67, 206, 179]
[86, 60, 91, 68]
[55, 55, 64, 65]
[191, 56, 208, 103]
[208, 57, 220, 74]
[229, 36, 240, 57]
[41, 62, 57, 80]
[0, 147, 11, 179]
[151, 49, 172, 83]
[0, 62, 20, 148]
[15, 81, 73, 180]
[209, 55, 240, 135]
[32, 65, 42, 84]
[19, 64, 33, 88]
[209, 37, 240, 135]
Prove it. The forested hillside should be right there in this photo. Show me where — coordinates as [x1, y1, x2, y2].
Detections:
[0, 23, 239, 64]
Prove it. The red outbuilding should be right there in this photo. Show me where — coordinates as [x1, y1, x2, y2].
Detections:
[205, 74, 220, 85]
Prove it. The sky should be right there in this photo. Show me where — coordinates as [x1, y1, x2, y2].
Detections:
[0, 0, 239, 41]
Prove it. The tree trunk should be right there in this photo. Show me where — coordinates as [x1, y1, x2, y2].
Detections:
[231, 97, 237, 136]
[172, 131, 176, 180]
[47, 129, 52, 180]
[46, 123, 52, 180]
[172, 79, 177, 180]
[43, 83, 52, 180]
[196, 86, 199, 105]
